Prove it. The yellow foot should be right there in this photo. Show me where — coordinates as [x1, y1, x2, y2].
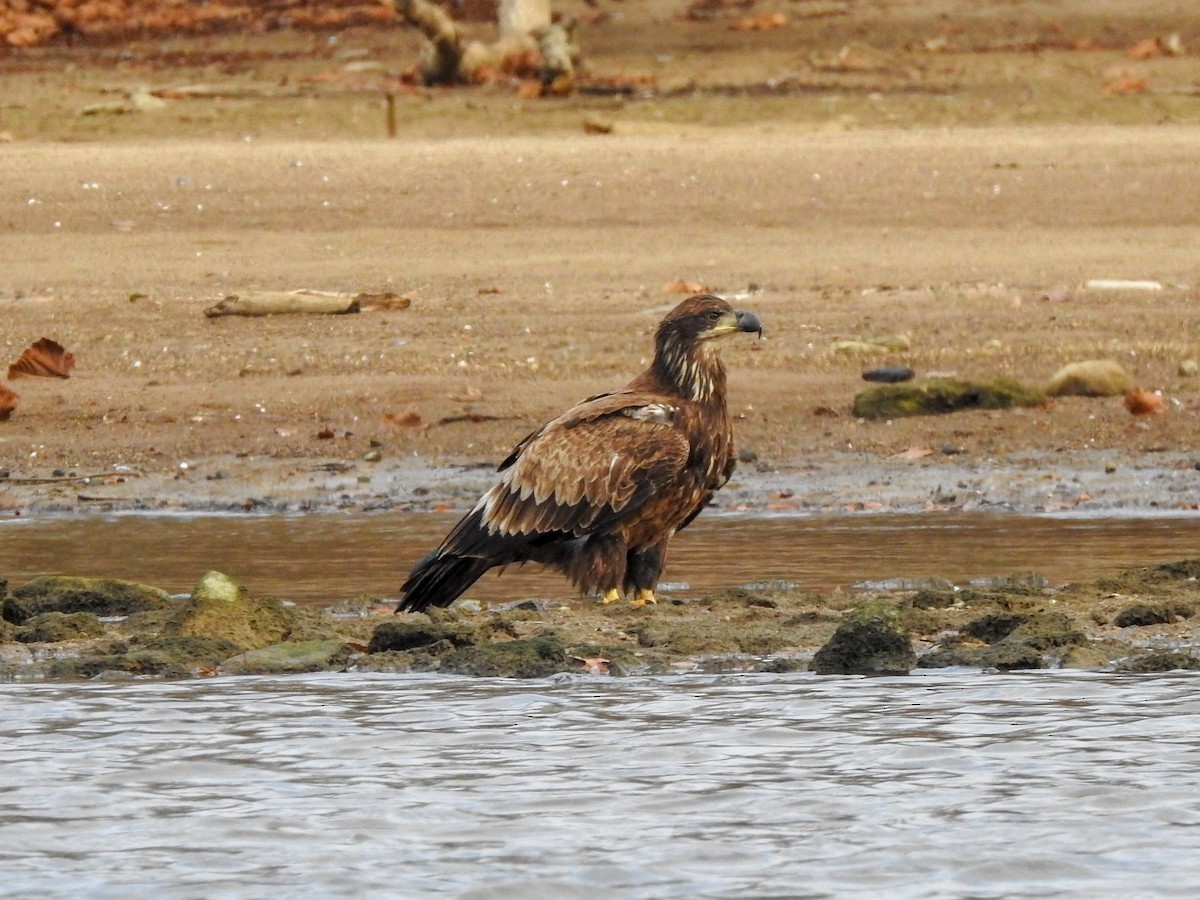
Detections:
[599, 588, 621, 605]
[629, 589, 657, 607]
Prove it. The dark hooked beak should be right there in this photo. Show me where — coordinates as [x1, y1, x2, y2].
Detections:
[735, 309, 763, 339]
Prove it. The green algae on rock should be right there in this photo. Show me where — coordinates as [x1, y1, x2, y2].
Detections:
[3, 575, 172, 624]
[811, 599, 916, 675]
[162, 570, 294, 651]
[438, 634, 569, 678]
[16, 611, 107, 644]
[1045, 359, 1133, 397]
[851, 377, 1044, 419]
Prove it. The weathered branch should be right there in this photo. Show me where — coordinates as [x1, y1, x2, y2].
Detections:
[390, 0, 471, 84]
[203, 290, 411, 318]
[533, 16, 580, 91]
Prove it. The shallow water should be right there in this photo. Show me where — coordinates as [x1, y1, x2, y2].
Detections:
[3, 511, 1200, 603]
[3, 671, 1200, 898]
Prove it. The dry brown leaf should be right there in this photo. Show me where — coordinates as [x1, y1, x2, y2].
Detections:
[730, 11, 787, 31]
[662, 278, 708, 294]
[0, 382, 18, 421]
[574, 656, 610, 675]
[1101, 67, 1148, 95]
[1124, 388, 1164, 415]
[515, 80, 543, 99]
[1126, 37, 1165, 60]
[7, 337, 75, 379]
[316, 426, 337, 440]
[477, 285, 504, 295]
[383, 408, 423, 428]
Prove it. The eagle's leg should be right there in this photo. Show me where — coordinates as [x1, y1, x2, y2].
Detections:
[625, 542, 667, 607]
[600, 587, 622, 605]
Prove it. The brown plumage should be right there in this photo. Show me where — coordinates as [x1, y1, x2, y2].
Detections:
[396, 294, 763, 613]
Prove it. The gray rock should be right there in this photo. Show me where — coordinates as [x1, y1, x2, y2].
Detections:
[221, 639, 352, 676]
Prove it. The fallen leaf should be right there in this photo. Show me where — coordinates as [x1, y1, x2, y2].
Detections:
[316, 426, 337, 440]
[1101, 66, 1148, 95]
[477, 285, 504, 295]
[573, 655, 610, 675]
[1124, 387, 1164, 415]
[662, 278, 708, 294]
[7, 337, 75, 379]
[515, 80, 543, 99]
[383, 408, 423, 428]
[0, 382, 18, 421]
[730, 11, 787, 31]
[891, 446, 934, 460]
[1126, 37, 1164, 60]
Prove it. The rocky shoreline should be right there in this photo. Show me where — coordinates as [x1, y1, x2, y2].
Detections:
[5, 450, 1200, 681]
[3, 499, 1199, 682]
[3, 449, 1198, 519]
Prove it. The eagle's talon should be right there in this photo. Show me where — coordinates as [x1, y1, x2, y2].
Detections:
[600, 588, 622, 605]
[630, 589, 657, 607]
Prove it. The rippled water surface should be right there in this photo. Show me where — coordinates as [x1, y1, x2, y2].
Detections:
[4, 512, 1200, 602]
[4, 671, 1200, 898]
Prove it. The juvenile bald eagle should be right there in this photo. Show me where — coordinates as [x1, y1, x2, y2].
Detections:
[396, 294, 762, 613]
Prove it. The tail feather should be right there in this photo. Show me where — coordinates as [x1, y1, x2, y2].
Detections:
[397, 551, 493, 613]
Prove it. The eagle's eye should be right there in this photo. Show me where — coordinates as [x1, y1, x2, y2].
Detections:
[704, 309, 722, 322]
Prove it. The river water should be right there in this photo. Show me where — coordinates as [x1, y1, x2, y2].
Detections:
[3, 670, 1200, 898]
[4, 511, 1200, 603]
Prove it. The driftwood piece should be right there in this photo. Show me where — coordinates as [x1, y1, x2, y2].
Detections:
[392, 0, 469, 84]
[534, 17, 580, 91]
[203, 290, 411, 318]
[391, 0, 582, 89]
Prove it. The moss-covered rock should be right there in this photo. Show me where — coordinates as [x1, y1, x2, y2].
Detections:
[221, 639, 352, 676]
[17, 611, 107, 643]
[961, 612, 1030, 643]
[1114, 651, 1200, 673]
[811, 600, 915, 675]
[920, 610, 1087, 670]
[44, 634, 242, 680]
[438, 634, 569, 677]
[851, 377, 1044, 419]
[1045, 359, 1133, 397]
[161, 571, 293, 651]
[3, 575, 172, 624]
[367, 619, 480, 653]
[1112, 601, 1194, 628]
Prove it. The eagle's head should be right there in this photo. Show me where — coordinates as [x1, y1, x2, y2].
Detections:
[653, 295, 762, 401]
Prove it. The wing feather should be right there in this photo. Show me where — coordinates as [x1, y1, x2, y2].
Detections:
[479, 396, 690, 539]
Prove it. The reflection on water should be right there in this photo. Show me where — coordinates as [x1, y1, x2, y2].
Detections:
[2, 671, 1199, 899]
[2, 511, 1200, 604]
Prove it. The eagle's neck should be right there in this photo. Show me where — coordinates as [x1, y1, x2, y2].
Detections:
[649, 333, 727, 405]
